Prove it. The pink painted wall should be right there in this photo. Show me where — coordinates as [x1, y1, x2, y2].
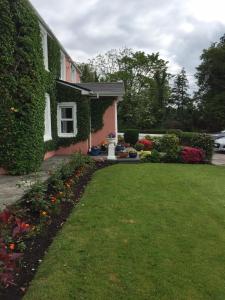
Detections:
[91, 100, 117, 146]
[66, 57, 71, 82]
[44, 140, 89, 160]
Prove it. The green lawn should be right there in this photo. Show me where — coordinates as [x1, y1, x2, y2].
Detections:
[25, 164, 225, 300]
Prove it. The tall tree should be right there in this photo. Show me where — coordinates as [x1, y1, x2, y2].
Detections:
[88, 48, 170, 129]
[78, 63, 99, 82]
[195, 35, 225, 131]
[169, 68, 194, 130]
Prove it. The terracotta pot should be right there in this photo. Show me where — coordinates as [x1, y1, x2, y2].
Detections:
[118, 152, 129, 158]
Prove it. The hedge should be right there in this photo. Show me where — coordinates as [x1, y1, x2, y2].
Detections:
[124, 129, 139, 145]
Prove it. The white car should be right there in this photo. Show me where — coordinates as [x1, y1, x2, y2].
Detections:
[214, 137, 225, 152]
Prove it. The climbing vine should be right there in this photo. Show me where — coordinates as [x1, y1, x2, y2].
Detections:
[0, 0, 46, 175]
[91, 97, 114, 132]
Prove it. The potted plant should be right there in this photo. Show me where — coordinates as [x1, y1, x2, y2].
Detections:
[90, 146, 101, 156]
[107, 132, 116, 144]
[129, 149, 138, 158]
[118, 150, 129, 158]
[116, 144, 125, 152]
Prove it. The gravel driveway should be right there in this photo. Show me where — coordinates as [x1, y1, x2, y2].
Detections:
[212, 153, 225, 166]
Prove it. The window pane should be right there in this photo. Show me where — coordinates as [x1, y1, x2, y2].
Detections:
[61, 107, 73, 119]
[61, 121, 74, 133]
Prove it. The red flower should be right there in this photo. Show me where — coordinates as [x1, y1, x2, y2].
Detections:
[9, 243, 15, 251]
[181, 146, 205, 163]
[138, 139, 154, 150]
[0, 209, 12, 224]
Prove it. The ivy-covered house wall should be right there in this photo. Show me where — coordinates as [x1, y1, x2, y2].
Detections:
[0, 0, 46, 175]
[0, 0, 119, 175]
[0, 0, 90, 175]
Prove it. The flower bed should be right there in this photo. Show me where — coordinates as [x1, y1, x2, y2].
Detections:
[0, 153, 113, 299]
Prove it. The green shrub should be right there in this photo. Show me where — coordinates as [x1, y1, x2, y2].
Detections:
[124, 129, 139, 145]
[140, 149, 161, 163]
[148, 136, 162, 152]
[135, 143, 144, 151]
[166, 129, 183, 137]
[179, 132, 213, 161]
[160, 134, 180, 163]
[139, 151, 152, 161]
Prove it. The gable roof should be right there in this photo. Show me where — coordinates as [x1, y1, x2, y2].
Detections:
[75, 82, 125, 97]
[57, 80, 125, 98]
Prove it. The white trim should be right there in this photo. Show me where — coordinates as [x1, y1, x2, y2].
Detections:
[71, 65, 76, 82]
[60, 51, 66, 81]
[40, 23, 49, 71]
[44, 93, 52, 141]
[57, 102, 77, 138]
[115, 101, 118, 143]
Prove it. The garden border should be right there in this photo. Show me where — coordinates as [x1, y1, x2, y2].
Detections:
[0, 160, 114, 300]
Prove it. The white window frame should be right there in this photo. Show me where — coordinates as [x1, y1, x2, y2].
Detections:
[71, 65, 76, 82]
[60, 51, 66, 80]
[44, 93, 52, 141]
[57, 102, 77, 138]
[40, 23, 49, 71]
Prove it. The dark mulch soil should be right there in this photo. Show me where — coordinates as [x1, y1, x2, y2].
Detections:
[1, 161, 113, 300]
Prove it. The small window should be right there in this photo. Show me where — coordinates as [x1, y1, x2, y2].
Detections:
[44, 94, 52, 141]
[60, 51, 66, 80]
[71, 65, 76, 82]
[57, 102, 77, 137]
[40, 24, 48, 71]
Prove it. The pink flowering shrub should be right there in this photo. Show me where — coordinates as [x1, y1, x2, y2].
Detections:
[181, 146, 205, 163]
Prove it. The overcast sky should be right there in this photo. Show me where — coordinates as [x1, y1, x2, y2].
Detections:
[30, 0, 225, 89]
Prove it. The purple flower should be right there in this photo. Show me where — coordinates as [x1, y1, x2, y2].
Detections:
[108, 132, 116, 138]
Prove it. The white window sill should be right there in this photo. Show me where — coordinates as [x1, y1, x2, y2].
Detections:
[44, 135, 52, 142]
[58, 132, 77, 138]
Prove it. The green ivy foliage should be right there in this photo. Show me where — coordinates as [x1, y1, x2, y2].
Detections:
[56, 84, 90, 148]
[0, 0, 16, 170]
[91, 97, 114, 132]
[0, 0, 46, 175]
[44, 36, 61, 153]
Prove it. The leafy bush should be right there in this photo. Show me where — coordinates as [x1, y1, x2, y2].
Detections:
[181, 147, 205, 163]
[166, 129, 183, 137]
[124, 129, 139, 145]
[140, 150, 161, 163]
[148, 136, 162, 151]
[160, 134, 180, 162]
[179, 132, 213, 161]
[139, 139, 154, 150]
[139, 151, 152, 161]
[135, 143, 144, 151]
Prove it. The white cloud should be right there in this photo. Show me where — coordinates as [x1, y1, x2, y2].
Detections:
[30, 0, 225, 83]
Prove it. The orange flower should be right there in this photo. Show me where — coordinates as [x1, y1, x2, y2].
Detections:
[9, 243, 15, 251]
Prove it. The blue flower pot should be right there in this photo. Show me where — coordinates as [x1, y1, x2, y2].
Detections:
[116, 145, 125, 152]
[90, 148, 101, 156]
[129, 152, 137, 158]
